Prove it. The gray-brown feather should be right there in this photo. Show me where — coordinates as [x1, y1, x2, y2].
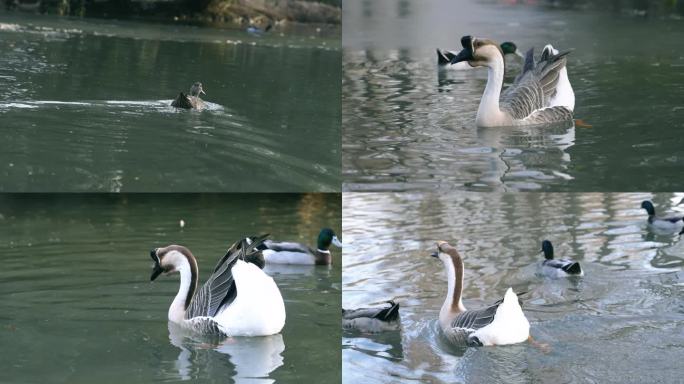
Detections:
[501, 49, 572, 123]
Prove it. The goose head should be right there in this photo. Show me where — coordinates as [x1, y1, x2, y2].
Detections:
[189, 82, 205, 97]
[449, 35, 506, 68]
[150, 245, 197, 281]
[641, 200, 655, 216]
[540, 240, 554, 260]
[318, 228, 342, 250]
[430, 240, 462, 265]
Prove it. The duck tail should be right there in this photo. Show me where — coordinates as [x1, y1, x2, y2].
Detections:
[376, 300, 400, 322]
[561, 261, 582, 275]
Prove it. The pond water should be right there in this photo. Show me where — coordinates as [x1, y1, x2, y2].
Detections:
[342, 0, 684, 192]
[0, 193, 341, 383]
[342, 192, 684, 383]
[0, 12, 341, 192]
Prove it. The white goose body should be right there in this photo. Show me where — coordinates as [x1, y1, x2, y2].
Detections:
[432, 241, 529, 347]
[449, 35, 573, 127]
[542, 44, 575, 111]
[151, 236, 285, 337]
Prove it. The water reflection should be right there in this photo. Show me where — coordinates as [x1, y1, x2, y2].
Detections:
[168, 322, 285, 382]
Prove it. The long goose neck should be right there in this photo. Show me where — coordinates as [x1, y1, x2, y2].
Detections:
[169, 254, 198, 322]
[441, 253, 466, 321]
[476, 53, 507, 124]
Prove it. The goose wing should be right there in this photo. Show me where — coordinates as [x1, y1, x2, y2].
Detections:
[450, 300, 502, 331]
[185, 234, 269, 319]
[343, 301, 400, 322]
[514, 47, 536, 84]
[501, 49, 571, 120]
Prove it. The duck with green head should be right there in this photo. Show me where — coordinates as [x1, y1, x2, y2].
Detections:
[437, 41, 522, 70]
[257, 228, 342, 265]
[171, 82, 206, 110]
[641, 200, 684, 230]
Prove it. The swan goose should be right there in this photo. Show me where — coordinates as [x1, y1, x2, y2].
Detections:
[342, 300, 400, 333]
[431, 241, 529, 346]
[258, 228, 342, 265]
[150, 235, 285, 336]
[449, 35, 573, 127]
[539, 240, 583, 277]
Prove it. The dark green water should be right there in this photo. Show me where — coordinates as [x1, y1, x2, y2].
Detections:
[0, 194, 341, 383]
[343, 0, 684, 192]
[0, 13, 341, 192]
[343, 192, 684, 383]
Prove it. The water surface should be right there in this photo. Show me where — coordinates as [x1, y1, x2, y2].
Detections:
[343, 0, 684, 191]
[343, 192, 684, 383]
[0, 13, 341, 192]
[0, 193, 341, 383]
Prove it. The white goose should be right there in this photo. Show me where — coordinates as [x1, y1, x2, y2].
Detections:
[150, 235, 285, 336]
[449, 35, 573, 127]
[431, 241, 529, 346]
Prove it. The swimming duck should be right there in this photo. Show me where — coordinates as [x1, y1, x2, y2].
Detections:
[449, 35, 573, 127]
[342, 300, 400, 333]
[539, 240, 583, 277]
[149, 235, 285, 336]
[641, 200, 684, 230]
[171, 82, 206, 110]
[430, 241, 529, 347]
[247, 24, 272, 35]
[437, 41, 523, 70]
[258, 228, 342, 265]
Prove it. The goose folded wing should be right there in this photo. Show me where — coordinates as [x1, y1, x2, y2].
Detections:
[184, 236, 267, 319]
[451, 300, 502, 331]
[501, 50, 570, 119]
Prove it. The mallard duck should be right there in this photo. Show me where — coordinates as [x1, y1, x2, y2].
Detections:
[342, 300, 400, 333]
[449, 35, 573, 127]
[641, 200, 684, 230]
[171, 82, 206, 110]
[437, 41, 522, 70]
[539, 240, 583, 277]
[430, 241, 529, 346]
[149, 235, 285, 336]
[258, 228, 342, 265]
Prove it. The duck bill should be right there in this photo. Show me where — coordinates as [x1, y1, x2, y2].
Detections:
[332, 236, 343, 248]
[515, 49, 524, 58]
[200, 89, 206, 95]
